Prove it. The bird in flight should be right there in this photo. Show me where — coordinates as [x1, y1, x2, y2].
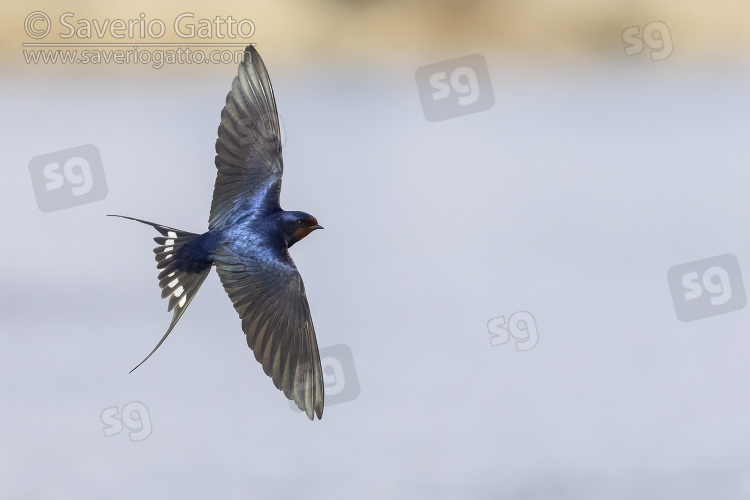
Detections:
[111, 44, 325, 420]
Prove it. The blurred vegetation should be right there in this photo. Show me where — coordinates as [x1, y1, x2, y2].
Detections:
[4, 0, 745, 67]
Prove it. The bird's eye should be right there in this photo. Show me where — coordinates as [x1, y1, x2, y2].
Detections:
[296, 220, 304, 226]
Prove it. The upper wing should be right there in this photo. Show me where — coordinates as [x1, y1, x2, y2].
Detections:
[210, 44, 284, 229]
[213, 244, 324, 420]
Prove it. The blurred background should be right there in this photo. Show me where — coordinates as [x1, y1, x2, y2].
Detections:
[2, 0, 749, 498]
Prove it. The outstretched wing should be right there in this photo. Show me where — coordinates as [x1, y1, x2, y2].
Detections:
[213, 244, 324, 420]
[210, 44, 284, 229]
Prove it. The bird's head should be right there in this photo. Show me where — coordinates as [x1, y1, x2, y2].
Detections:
[282, 211, 324, 247]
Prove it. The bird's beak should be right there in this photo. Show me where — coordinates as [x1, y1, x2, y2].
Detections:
[312, 224, 324, 230]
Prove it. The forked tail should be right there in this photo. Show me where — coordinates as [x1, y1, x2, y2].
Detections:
[109, 215, 212, 372]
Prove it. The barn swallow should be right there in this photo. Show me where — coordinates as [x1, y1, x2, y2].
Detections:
[110, 45, 325, 420]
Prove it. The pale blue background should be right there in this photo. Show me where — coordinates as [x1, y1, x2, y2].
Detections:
[2, 50, 748, 499]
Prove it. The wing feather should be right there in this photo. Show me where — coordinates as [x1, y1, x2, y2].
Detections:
[214, 244, 324, 420]
[209, 45, 284, 229]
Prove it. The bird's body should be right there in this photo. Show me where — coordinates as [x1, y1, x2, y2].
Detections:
[111, 45, 325, 420]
